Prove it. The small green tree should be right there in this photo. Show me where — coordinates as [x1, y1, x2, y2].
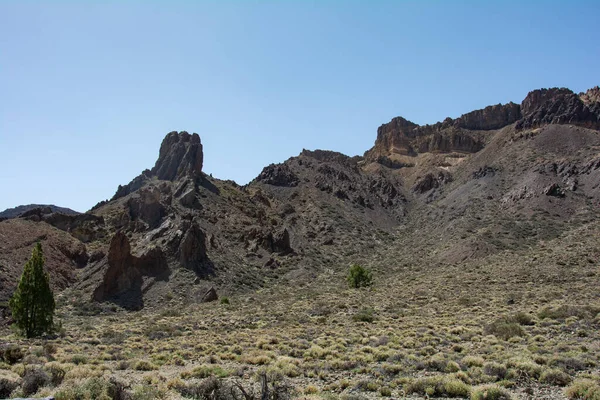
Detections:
[347, 264, 373, 288]
[9, 242, 55, 338]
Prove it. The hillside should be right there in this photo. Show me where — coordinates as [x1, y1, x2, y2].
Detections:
[0, 204, 79, 220]
[0, 86, 599, 399]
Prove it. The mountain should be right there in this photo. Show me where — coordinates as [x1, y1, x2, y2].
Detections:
[0, 204, 79, 220]
[1, 86, 599, 309]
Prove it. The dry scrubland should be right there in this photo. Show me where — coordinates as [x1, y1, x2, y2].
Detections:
[1, 222, 600, 400]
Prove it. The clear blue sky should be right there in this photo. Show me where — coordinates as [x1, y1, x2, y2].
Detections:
[1, 1, 599, 212]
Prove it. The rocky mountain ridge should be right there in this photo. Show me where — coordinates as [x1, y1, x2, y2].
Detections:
[1, 85, 599, 311]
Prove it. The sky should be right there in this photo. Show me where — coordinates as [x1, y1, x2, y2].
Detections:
[1, 1, 599, 212]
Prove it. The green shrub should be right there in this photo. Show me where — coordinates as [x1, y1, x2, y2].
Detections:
[133, 360, 157, 371]
[54, 377, 118, 400]
[483, 362, 508, 380]
[347, 264, 373, 288]
[352, 308, 375, 323]
[220, 297, 230, 305]
[406, 375, 470, 397]
[484, 317, 525, 340]
[510, 312, 534, 326]
[540, 368, 572, 386]
[565, 379, 600, 399]
[538, 305, 600, 321]
[470, 384, 513, 400]
[181, 365, 230, 379]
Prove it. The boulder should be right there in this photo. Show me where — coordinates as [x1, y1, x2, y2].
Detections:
[201, 287, 218, 302]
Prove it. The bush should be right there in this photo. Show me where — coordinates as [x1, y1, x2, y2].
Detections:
[133, 360, 157, 371]
[352, 308, 375, 323]
[470, 384, 513, 400]
[484, 317, 525, 340]
[565, 379, 600, 400]
[22, 368, 50, 396]
[44, 362, 66, 386]
[510, 312, 534, 326]
[54, 377, 122, 400]
[540, 368, 572, 386]
[0, 371, 20, 398]
[220, 297, 230, 305]
[406, 376, 470, 398]
[483, 362, 508, 380]
[0, 344, 24, 364]
[181, 365, 230, 379]
[538, 305, 600, 321]
[347, 264, 372, 288]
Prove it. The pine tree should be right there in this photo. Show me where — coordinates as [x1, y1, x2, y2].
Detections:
[9, 242, 55, 338]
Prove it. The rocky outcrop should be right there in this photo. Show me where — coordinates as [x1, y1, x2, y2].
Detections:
[580, 86, 600, 105]
[413, 171, 453, 194]
[126, 187, 168, 230]
[255, 164, 300, 187]
[178, 222, 208, 273]
[454, 102, 521, 130]
[151, 131, 203, 181]
[93, 232, 168, 305]
[516, 87, 600, 130]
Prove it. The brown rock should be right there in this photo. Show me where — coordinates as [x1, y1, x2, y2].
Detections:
[516, 87, 600, 130]
[151, 131, 204, 181]
[255, 164, 299, 187]
[201, 287, 218, 302]
[178, 223, 208, 273]
[93, 232, 168, 304]
[454, 102, 521, 130]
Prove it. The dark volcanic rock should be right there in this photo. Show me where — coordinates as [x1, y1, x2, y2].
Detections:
[516, 87, 600, 130]
[178, 222, 209, 273]
[127, 187, 167, 230]
[454, 102, 521, 130]
[111, 170, 151, 201]
[151, 131, 204, 181]
[413, 172, 452, 194]
[93, 232, 169, 307]
[201, 287, 218, 302]
[255, 164, 300, 187]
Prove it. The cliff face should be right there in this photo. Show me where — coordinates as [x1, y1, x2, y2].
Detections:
[516, 87, 600, 130]
[367, 86, 600, 161]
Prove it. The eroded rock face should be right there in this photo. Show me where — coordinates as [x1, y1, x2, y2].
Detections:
[178, 223, 208, 273]
[413, 172, 452, 194]
[516, 87, 600, 130]
[93, 232, 168, 304]
[127, 187, 167, 230]
[454, 102, 521, 130]
[151, 131, 204, 181]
